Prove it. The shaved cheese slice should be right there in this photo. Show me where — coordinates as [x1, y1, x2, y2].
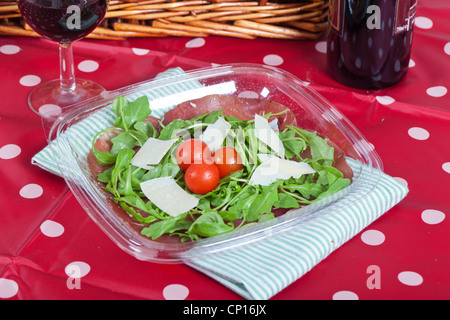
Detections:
[254, 114, 285, 158]
[257, 153, 275, 163]
[268, 118, 279, 131]
[249, 154, 315, 186]
[131, 138, 177, 170]
[199, 116, 231, 153]
[140, 177, 199, 217]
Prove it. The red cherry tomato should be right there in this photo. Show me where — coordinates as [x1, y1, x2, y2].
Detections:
[212, 146, 244, 178]
[184, 163, 220, 194]
[175, 139, 212, 172]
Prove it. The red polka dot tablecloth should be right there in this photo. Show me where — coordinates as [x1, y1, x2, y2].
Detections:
[1, 0, 450, 300]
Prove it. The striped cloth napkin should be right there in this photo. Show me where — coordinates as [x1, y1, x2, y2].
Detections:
[32, 68, 408, 300]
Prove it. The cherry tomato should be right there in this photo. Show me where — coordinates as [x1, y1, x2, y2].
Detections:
[175, 139, 212, 172]
[212, 146, 244, 178]
[184, 163, 220, 194]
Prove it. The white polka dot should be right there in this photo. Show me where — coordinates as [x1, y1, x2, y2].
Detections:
[415, 17, 433, 29]
[163, 284, 189, 300]
[19, 183, 43, 199]
[408, 59, 416, 68]
[40, 220, 65, 237]
[421, 209, 445, 225]
[0, 144, 21, 159]
[0, 44, 21, 55]
[132, 48, 150, 55]
[238, 91, 259, 99]
[393, 177, 408, 187]
[38, 104, 62, 117]
[361, 229, 385, 246]
[444, 42, 450, 56]
[398, 271, 423, 286]
[263, 54, 283, 66]
[332, 291, 358, 300]
[0, 278, 19, 299]
[408, 127, 430, 140]
[78, 60, 99, 73]
[426, 86, 447, 98]
[376, 95, 395, 105]
[185, 38, 205, 48]
[315, 41, 327, 54]
[65, 261, 91, 278]
[20, 75, 41, 87]
[443, 162, 450, 174]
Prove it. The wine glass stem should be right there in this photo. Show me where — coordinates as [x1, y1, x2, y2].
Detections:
[59, 42, 76, 92]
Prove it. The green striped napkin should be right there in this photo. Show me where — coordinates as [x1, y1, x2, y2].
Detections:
[32, 68, 408, 300]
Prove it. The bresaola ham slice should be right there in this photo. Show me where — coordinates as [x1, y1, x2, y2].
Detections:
[87, 94, 354, 242]
[162, 94, 297, 130]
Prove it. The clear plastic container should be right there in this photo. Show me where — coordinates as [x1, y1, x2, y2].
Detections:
[48, 63, 383, 263]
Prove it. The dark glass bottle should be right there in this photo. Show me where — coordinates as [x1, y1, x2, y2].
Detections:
[327, 0, 417, 89]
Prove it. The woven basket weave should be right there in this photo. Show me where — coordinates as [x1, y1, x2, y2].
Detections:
[0, 0, 328, 40]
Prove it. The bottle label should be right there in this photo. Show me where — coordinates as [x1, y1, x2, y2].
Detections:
[394, 0, 417, 34]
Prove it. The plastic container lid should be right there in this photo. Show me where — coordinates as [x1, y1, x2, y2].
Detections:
[48, 63, 383, 264]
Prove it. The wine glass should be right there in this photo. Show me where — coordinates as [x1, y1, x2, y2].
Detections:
[18, 0, 109, 118]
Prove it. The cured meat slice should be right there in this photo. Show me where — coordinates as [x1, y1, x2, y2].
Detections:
[162, 94, 297, 130]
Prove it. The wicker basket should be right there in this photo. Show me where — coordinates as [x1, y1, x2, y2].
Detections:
[0, 0, 328, 40]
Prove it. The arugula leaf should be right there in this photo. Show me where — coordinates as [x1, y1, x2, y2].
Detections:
[315, 178, 351, 201]
[187, 211, 234, 238]
[106, 148, 135, 197]
[124, 96, 151, 127]
[283, 182, 325, 200]
[160, 163, 180, 178]
[159, 119, 185, 140]
[110, 131, 138, 155]
[202, 110, 223, 124]
[119, 201, 157, 224]
[141, 163, 180, 181]
[226, 189, 258, 220]
[258, 213, 275, 223]
[286, 125, 334, 165]
[112, 96, 128, 129]
[112, 96, 151, 131]
[118, 166, 135, 196]
[311, 162, 344, 186]
[141, 214, 190, 240]
[115, 194, 166, 221]
[91, 129, 117, 166]
[134, 120, 158, 139]
[279, 130, 306, 159]
[247, 182, 281, 221]
[274, 193, 300, 209]
[97, 167, 113, 183]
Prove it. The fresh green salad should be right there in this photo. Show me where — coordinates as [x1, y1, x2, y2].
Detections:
[91, 95, 351, 242]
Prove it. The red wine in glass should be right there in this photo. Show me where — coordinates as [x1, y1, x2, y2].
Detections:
[18, 0, 108, 118]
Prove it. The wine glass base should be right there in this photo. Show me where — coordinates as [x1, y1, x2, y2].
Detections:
[28, 78, 106, 119]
